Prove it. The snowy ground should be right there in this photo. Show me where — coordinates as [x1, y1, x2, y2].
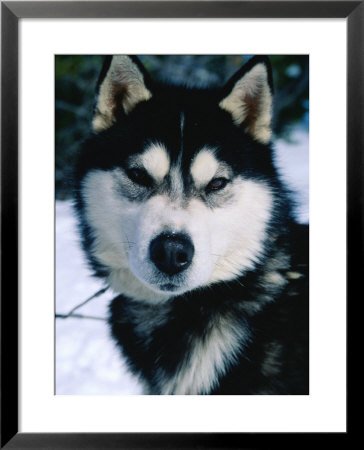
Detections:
[56, 128, 308, 395]
[56, 203, 143, 394]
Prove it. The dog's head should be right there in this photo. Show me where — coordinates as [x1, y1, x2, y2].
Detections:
[76, 56, 279, 302]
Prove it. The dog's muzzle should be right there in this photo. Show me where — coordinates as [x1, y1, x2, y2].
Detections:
[149, 232, 194, 276]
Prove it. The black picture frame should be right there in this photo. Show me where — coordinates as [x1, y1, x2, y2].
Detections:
[1, 1, 359, 448]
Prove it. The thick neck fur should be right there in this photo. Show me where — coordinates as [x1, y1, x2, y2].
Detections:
[109, 234, 292, 395]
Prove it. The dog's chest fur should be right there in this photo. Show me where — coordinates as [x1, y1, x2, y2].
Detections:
[110, 294, 250, 395]
[109, 234, 308, 395]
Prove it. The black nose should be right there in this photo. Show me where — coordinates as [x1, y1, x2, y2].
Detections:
[149, 233, 194, 275]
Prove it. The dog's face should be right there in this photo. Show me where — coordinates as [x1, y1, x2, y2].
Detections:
[78, 56, 276, 302]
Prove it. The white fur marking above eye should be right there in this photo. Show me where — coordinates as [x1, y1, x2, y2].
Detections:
[141, 144, 170, 181]
[190, 148, 219, 188]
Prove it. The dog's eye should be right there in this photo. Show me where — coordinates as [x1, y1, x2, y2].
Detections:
[205, 177, 229, 193]
[126, 168, 153, 187]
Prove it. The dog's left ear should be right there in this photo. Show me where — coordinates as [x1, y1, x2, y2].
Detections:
[219, 56, 273, 144]
[92, 55, 152, 132]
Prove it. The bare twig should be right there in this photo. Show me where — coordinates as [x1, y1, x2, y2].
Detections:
[56, 313, 107, 321]
[56, 286, 108, 321]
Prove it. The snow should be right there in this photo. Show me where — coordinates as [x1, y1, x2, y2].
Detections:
[56, 202, 143, 394]
[56, 128, 308, 394]
[274, 128, 309, 224]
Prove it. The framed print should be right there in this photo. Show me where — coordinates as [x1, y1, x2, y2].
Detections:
[1, 1, 359, 448]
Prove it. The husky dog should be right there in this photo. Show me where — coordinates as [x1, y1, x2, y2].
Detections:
[74, 55, 308, 394]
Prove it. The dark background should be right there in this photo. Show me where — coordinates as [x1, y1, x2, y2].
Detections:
[55, 55, 309, 199]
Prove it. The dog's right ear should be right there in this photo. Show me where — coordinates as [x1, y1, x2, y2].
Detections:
[92, 55, 152, 132]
